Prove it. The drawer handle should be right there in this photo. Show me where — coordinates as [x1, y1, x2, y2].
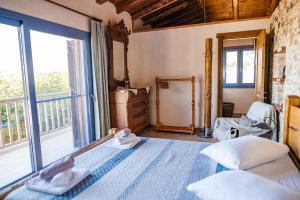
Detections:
[289, 126, 298, 132]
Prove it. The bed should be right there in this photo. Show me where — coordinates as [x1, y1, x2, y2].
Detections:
[5, 95, 300, 200]
[6, 138, 217, 200]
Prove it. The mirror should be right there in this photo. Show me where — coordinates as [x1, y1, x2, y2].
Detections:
[113, 41, 125, 81]
[108, 20, 131, 90]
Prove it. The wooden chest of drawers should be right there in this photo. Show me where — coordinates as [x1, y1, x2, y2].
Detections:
[110, 88, 150, 133]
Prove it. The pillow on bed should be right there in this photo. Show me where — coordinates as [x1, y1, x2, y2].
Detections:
[187, 170, 300, 200]
[201, 135, 289, 169]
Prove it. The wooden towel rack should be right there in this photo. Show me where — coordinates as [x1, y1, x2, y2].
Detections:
[155, 76, 195, 134]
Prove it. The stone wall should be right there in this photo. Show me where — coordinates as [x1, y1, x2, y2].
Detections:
[270, 0, 300, 142]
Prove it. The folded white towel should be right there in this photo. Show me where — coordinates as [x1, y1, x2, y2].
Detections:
[114, 136, 127, 145]
[104, 136, 142, 149]
[50, 169, 73, 187]
[39, 156, 74, 180]
[26, 168, 90, 195]
[114, 133, 137, 145]
[114, 128, 131, 137]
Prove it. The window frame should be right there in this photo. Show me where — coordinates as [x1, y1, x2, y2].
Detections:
[223, 45, 256, 88]
[0, 8, 95, 189]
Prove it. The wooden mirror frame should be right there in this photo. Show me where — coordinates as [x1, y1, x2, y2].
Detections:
[108, 19, 131, 90]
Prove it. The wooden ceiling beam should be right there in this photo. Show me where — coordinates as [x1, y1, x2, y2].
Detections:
[132, 0, 179, 19]
[116, 0, 145, 13]
[269, 0, 279, 15]
[232, 0, 239, 19]
[143, 1, 188, 25]
[189, 18, 204, 24]
[203, 0, 206, 22]
[152, 7, 202, 28]
[161, 11, 203, 27]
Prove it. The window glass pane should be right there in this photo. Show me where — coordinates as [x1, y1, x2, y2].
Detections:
[30, 30, 89, 166]
[0, 23, 32, 188]
[242, 50, 255, 84]
[225, 51, 238, 84]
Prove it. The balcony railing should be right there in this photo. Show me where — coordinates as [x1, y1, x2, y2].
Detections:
[0, 92, 72, 149]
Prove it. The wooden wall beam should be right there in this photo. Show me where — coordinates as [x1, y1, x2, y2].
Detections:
[204, 38, 212, 128]
[232, 0, 239, 19]
[216, 30, 262, 39]
[132, 0, 178, 19]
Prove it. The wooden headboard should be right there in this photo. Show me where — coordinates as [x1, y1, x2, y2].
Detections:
[284, 95, 300, 169]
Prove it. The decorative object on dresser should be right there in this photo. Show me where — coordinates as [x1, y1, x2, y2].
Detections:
[155, 76, 195, 134]
[107, 19, 150, 133]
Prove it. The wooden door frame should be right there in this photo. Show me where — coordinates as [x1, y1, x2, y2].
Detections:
[216, 30, 265, 117]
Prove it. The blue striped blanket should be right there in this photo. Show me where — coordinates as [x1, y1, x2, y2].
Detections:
[6, 138, 218, 200]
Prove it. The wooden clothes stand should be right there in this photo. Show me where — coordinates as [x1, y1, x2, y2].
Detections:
[155, 76, 195, 134]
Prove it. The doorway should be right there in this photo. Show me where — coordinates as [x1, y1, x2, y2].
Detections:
[216, 30, 268, 117]
[223, 38, 256, 117]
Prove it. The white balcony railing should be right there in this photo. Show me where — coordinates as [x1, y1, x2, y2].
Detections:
[0, 92, 72, 149]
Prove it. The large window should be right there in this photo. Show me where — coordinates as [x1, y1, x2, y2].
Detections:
[0, 9, 94, 188]
[223, 46, 255, 88]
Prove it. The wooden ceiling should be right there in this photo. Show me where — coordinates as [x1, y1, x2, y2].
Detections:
[97, 0, 279, 29]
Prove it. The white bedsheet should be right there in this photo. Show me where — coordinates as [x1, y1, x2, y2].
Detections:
[247, 155, 300, 192]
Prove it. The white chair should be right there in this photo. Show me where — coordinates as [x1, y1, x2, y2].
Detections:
[213, 101, 277, 141]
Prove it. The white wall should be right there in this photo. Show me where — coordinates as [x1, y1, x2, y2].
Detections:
[0, 0, 135, 70]
[131, 19, 270, 128]
[223, 38, 256, 114]
[0, 0, 132, 31]
[223, 89, 256, 114]
[0, 0, 90, 31]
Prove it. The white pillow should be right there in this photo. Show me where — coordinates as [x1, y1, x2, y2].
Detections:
[201, 135, 289, 169]
[187, 170, 300, 200]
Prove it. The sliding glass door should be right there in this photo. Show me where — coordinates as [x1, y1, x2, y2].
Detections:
[0, 9, 94, 188]
[30, 30, 90, 166]
[0, 21, 32, 188]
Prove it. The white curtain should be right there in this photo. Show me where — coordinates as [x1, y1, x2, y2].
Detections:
[91, 20, 111, 139]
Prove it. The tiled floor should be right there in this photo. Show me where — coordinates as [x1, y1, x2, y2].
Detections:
[138, 127, 216, 143]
